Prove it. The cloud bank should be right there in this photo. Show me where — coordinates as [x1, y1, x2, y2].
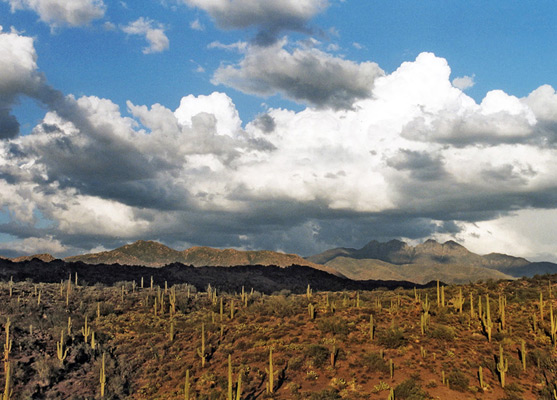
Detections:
[212, 39, 384, 110]
[2, 28, 557, 261]
[4, 0, 105, 27]
[182, 0, 329, 44]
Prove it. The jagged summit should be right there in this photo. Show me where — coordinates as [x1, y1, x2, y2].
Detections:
[63, 240, 344, 277]
[307, 238, 557, 284]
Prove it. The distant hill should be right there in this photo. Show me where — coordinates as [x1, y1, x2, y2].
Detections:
[65, 241, 183, 267]
[6, 238, 556, 285]
[0, 257, 427, 294]
[308, 239, 557, 283]
[11, 253, 57, 263]
[64, 240, 344, 277]
[325, 257, 512, 285]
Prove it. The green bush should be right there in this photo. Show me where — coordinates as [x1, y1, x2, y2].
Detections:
[447, 370, 469, 392]
[394, 379, 428, 400]
[304, 344, 330, 368]
[377, 326, 407, 349]
[317, 317, 350, 336]
[428, 325, 455, 341]
[308, 389, 342, 400]
[360, 351, 389, 373]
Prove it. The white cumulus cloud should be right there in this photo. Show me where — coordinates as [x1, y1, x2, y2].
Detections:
[122, 17, 170, 54]
[0, 26, 43, 138]
[182, 0, 329, 44]
[4, 0, 105, 28]
[452, 74, 475, 90]
[3, 29, 557, 261]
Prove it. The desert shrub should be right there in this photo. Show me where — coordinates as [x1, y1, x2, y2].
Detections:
[304, 344, 330, 368]
[360, 351, 389, 373]
[317, 317, 350, 336]
[529, 349, 555, 372]
[377, 326, 407, 349]
[428, 324, 455, 341]
[32, 355, 60, 386]
[288, 356, 304, 370]
[249, 295, 299, 317]
[308, 389, 342, 400]
[447, 370, 469, 392]
[394, 378, 428, 400]
[499, 383, 524, 400]
[507, 357, 523, 378]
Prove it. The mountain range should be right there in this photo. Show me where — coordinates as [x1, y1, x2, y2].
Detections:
[307, 239, 557, 284]
[62, 240, 343, 277]
[4, 238, 557, 284]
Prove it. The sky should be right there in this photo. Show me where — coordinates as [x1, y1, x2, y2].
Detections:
[1, 1, 557, 261]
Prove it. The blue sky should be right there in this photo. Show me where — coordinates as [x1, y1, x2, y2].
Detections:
[1, 0, 557, 261]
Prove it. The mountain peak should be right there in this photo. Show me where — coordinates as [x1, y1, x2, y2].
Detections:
[119, 240, 170, 250]
[12, 254, 56, 263]
[443, 240, 464, 248]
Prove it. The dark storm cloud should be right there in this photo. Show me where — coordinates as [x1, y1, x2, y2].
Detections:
[386, 149, 447, 181]
[212, 41, 384, 110]
[184, 0, 328, 45]
[253, 114, 276, 133]
[0, 108, 19, 139]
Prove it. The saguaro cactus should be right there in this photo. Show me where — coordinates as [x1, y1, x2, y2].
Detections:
[100, 352, 106, 398]
[228, 354, 233, 400]
[387, 388, 394, 400]
[498, 295, 506, 330]
[470, 292, 475, 318]
[481, 295, 493, 342]
[520, 339, 527, 371]
[197, 323, 206, 367]
[2, 361, 11, 400]
[478, 366, 486, 389]
[184, 369, 190, 400]
[56, 330, 68, 364]
[454, 288, 464, 313]
[82, 316, 91, 344]
[308, 303, 315, 320]
[266, 348, 274, 393]
[436, 279, 440, 306]
[497, 345, 508, 388]
[330, 345, 337, 367]
[540, 291, 545, 322]
[389, 359, 394, 380]
[3, 319, 11, 363]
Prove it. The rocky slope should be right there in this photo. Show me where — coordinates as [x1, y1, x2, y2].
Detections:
[308, 239, 557, 283]
[64, 240, 344, 277]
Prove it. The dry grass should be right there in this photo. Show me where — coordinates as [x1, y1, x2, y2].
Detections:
[0, 276, 556, 399]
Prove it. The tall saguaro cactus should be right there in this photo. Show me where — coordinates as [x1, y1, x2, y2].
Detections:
[266, 348, 274, 394]
[197, 323, 206, 367]
[184, 369, 190, 400]
[56, 330, 68, 364]
[481, 295, 493, 342]
[2, 361, 11, 400]
[100, 352, 106, 398]
[3, 319, 11, 363]
[497, 345, 508, 388]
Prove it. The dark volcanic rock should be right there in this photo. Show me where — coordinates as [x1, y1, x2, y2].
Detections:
[0, 258, 430, 294]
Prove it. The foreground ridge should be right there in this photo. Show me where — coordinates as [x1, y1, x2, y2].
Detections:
[0, 269, 554, 399]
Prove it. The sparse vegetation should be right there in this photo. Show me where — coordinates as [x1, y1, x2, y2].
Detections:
[0, 269, 556, 399]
